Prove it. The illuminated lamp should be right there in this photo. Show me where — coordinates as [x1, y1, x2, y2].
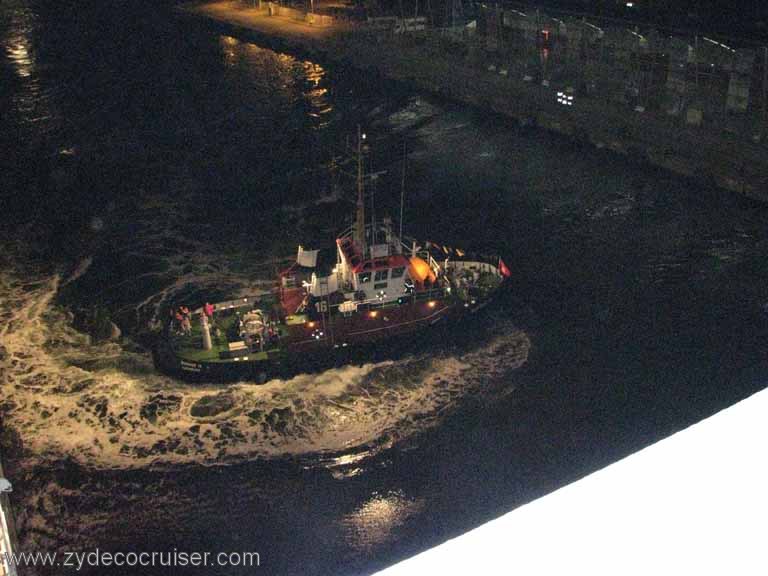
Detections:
[428, 301, 437, 308]
[307, 321, 316, 328]
[369, 310, 379, 318]
[408, 257, 437, 284]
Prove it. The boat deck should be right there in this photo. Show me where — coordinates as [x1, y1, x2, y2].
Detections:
[168, 260, 504, 366]
[170, 307, 287, 364]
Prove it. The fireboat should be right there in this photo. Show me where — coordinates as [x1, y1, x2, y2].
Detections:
[154, 130, 512, 382]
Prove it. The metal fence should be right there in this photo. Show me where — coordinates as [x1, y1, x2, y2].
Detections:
[468, 6, 768, 143]
[344, 6, 766, 142]
[240, 0, 768, 149]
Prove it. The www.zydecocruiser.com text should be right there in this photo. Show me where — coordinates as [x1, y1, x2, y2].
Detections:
[2, 549, 261, 571]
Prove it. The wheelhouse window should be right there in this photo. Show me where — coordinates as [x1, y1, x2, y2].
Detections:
[391, 267, 405, 279]
[374, 269, 388, 282]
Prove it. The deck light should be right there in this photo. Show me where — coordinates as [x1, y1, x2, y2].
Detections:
[428, 301, 437, 308]
[307, 321, 316, 328]
[369, 310, 379, 318]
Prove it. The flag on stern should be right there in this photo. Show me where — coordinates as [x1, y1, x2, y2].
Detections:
[499, 258, 511, 278]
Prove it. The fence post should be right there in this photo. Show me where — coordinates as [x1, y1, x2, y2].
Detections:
[694, 34, 699, 89]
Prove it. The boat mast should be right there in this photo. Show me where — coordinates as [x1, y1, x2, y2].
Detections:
[355, 125, 366, 254]
[399, 139, 406, 242]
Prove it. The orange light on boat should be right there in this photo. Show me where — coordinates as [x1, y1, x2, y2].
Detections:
[307, 321, 316, 328]
[428, 301, 437, 308]
[369, 310, 378, 318]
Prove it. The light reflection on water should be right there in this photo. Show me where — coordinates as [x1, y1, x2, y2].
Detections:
[341, 490, 424, 552]
[4, 3, 36, 79]
[218, 34, 331, 125]
[6, 35, 32, 77]
[220, 33, 239, 65]
[2, 3, 57, 130]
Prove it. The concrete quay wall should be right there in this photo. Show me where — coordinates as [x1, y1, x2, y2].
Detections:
[182, 2, 768, 202]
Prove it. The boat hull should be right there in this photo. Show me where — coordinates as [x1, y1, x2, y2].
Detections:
[153, 285, 506, 383]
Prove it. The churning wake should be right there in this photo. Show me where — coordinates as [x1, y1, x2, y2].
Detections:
[0, 262, 530, 471]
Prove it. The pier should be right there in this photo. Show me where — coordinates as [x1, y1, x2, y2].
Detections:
[181, 1, 768, 201]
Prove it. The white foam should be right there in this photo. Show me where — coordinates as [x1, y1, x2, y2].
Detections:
[1, 266, 530, 471]
[388, 97, 439, 130]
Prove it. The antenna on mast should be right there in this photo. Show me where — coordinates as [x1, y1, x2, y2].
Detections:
[355, 125, 366, 254]
[399, 139, 406, 241]
[370, 155, 376, 244]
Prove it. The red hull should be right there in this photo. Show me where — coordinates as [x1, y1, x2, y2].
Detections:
[283, 299, 456, 351]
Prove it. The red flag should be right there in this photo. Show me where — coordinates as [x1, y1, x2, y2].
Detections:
[499, 258, 511, 278]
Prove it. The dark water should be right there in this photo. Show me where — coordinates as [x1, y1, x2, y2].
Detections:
[2, 1, 768, 574]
